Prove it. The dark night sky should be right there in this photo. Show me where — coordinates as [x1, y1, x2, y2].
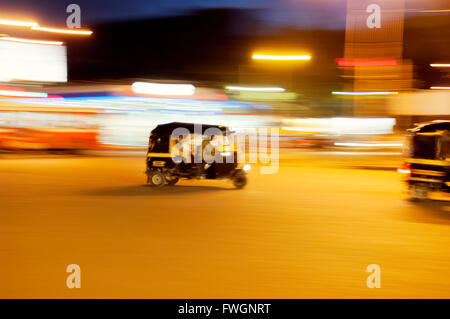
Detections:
[0, 0, 348, 29]
[0, 0, 448, 30]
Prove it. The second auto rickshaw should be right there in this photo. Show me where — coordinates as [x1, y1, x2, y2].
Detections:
[399, 120, 450, 200]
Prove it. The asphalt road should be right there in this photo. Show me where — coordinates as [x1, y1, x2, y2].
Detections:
[1, 152, 450, 298]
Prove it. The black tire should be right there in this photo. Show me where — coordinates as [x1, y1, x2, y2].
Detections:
[232, 169, 247, 189]
[410, 183, 429, 201]
[149, 171, 166, 188]
[166, 177, 179, 186]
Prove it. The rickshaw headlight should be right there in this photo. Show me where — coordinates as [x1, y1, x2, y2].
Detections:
[243, 164, 251, 171]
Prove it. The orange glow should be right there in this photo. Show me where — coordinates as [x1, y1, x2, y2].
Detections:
[0, 36, 63, 46]
[31, 26, 93, 35]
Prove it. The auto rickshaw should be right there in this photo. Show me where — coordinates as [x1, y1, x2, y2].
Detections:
[145, 122, 250, 188]
[398, 120, 450, 200]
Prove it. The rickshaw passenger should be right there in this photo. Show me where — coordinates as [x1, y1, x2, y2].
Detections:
[202, 135, 218, 162]
[190, 135, 203, 175]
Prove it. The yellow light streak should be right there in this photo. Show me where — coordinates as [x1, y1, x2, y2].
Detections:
[430, 64, 450, 68]
[430, 86, 450, 90]
[225, 86, 285, 92]
[0, 18, 38, 27]
[31, 26, 93, 35]
[332, 91, 398, 96]
[0, 17, 92, 35]
[252, 53, 311, 61]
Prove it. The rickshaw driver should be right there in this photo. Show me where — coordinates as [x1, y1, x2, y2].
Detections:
[202, 134, 219, 178]
[171, 134, 190, 172]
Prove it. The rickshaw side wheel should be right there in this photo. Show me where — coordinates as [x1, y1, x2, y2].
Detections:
[232, 169, 247, 189]
[150, 171, 166, 188]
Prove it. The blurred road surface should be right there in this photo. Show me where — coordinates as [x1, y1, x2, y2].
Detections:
[1, 151, 450, 298]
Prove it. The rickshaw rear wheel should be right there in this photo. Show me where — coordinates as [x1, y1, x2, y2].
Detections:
[232, 169, 247, 189]
[410, 183, 429, 201]
[167, 177, 179, 186]
[150, 171, 166, 188]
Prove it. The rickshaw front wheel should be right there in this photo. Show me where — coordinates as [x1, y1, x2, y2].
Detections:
[150, 171, 166, 188]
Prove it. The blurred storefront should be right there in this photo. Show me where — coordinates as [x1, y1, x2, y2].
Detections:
[389, 90, 450, 130]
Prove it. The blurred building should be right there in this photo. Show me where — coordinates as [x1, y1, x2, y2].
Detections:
[340, 0, 413, 116]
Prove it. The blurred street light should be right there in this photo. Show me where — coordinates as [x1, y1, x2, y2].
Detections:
[0, 17, 92, 35]
[430, 64, 450, 68]
[332, 91, 398, 96]
[252, 53, 311, 61]
[0, 36, 63, 45]
[131, 82, 196, 96]
[0, 89, 48, 97]
[225, 86, 285, 92]
[31, 26, 93, 35]
[430, 86, 450, 90]
[0, 18, 38, 27]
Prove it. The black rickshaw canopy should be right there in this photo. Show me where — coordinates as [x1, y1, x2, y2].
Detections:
[148, 122, 231, 153]
[407, 120, 450, 134]
[150, 122, 229, 135]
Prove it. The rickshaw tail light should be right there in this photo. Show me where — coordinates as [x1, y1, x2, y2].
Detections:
[397, 164, 411, 175]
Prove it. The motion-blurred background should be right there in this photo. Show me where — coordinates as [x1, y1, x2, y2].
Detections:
[2, 0, 450, 299]
[0, 0, 448, 151]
